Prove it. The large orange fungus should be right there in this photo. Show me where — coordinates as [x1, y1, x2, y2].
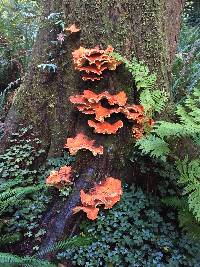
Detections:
[64, 132, 103, 156]
[73, 177, 122, 220]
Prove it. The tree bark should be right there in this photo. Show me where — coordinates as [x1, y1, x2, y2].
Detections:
[0, 0, 185, 257]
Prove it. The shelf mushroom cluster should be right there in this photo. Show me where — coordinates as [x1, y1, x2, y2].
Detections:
[69, 89, 154, 137]
[73, 177, 123, 220]
[72, 45, 122, 81]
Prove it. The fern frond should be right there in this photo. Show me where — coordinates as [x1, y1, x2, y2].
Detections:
[139, 89, 168, 114]
[176, 158, 200, 222]
[153, 121, 185, 138]
[136, 135, 170, 161]
[0, 233, 22, 246]
[111, 52, 157, 90]
[0, 185, 43, 215]
[38, 235, 94, 256]
[0, 185, 41, 201]
[0, 178, 22, 192]
[0, 252, 56, 267]
[163, 196, 200, 240]
[178, 210, 200, 240]
[162, 196, 187, 210]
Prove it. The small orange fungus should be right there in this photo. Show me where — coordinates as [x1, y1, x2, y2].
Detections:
[46, 166, 72, 188]
[64, 132, 103, 156]
[73, 177, 122, 220]
[132, 126, 144, 140]
[73, 206, 99, 221]
[122, 105, 145, 123]
[88, 120, 123, 134]
[65, 24, 80, 33]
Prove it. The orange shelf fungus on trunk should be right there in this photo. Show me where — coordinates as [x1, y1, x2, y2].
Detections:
[64, 132, 103, 156]
[46, 166, 72, 189]
[73, 177, 123, 220]
[65, 24, 80, 33]
[69, 90, 127, 107]
[122, 105, 145, 123]
[132, 126, 144, 140]
[73, 206, 99, 221]
[72, 45, 122, 81]
[88, 120, 123, 134]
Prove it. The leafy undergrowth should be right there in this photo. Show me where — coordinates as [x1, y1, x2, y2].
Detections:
[57, 184, 200, 267]
[0, 126, 74, 254]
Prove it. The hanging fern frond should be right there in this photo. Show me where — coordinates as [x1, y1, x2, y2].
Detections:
[0, 233, 22, 247]
[136, 135, 170, 161]
[177, 158, 200, 222]
[137, 86, 200, 161]
[0, 185, 43, 215]
[163, 196, 200, 240]
[0, 252, 56, 267]
[38, 235, 94, 256]
[111, 52, 167, 115]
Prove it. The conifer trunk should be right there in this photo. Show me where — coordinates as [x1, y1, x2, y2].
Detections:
[0, 0, 185, 256]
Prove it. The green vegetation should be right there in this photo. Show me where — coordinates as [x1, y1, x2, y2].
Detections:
[0, 1, 200, 266]
[57, 185, 200, 267]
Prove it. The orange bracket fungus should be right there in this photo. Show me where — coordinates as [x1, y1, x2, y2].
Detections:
[64, 132, 103, 156]
[69, 89, 154, 137]
[88, 120, 123, 134]
[69, 90, 127, 107]
[65, 24, 80, 33]
[69, 90, 126, 125]
[73, 177, 123, 220]
[72, 45, 122, 80]
[46, 166, 72, 188]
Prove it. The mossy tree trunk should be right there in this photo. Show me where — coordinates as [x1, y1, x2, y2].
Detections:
[0, 0, 185, 257]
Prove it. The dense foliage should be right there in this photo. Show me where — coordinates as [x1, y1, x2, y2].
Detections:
[0, 1, 200, 266]
[58, 185, 200, 267]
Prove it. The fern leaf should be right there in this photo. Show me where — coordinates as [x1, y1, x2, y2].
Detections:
[37, 236, 94, 256]
[153, 121, 185, 138]
[0, 233, 22, 246]
[0, 252, 56, 267]
[136, 135, 170, 161]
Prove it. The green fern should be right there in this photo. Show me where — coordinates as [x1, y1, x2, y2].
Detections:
[163, 196, 200, 240]
[38, 235, 94, 256]
[0, 233, 22, 246]
[111, 52, 167, 115]
[0, 178, 22, 192]
[0, 185, 43, 215]
[137, 86, 200, 160]
[136, 135, 170, 161]
[177, 158, 200, 221]
[162, 196, 187, 210]
[0, 252, 56, 267]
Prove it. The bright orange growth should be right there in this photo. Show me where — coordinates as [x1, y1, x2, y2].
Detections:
[69, 90, 127, 106]
[46, 166, 72, 188]
[72, 45, 121, 80]
[73, 177, 123, 220]
[123, 105, 144, 122]
[69, 90, 127, 124]
[64, 132, 103, 156]
[88, 120, 123, 134]
[69, 89, 155, 137]
[73, 206, 99, 221]
[65, 24, 80, 33]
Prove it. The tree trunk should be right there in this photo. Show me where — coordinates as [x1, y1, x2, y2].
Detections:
[0, 0, 185, 257]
